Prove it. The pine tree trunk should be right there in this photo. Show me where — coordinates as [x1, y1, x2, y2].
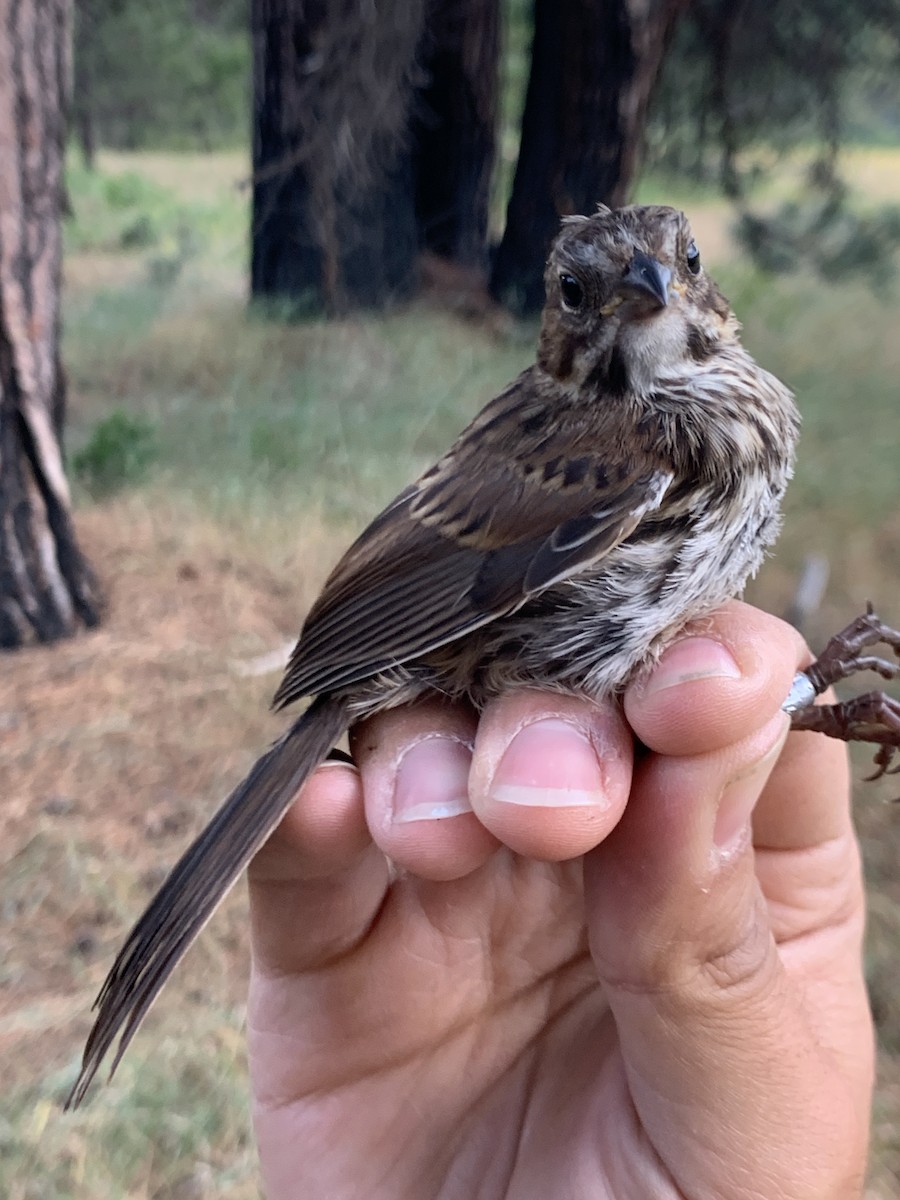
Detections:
[491, 0, 685, 314]
[0, 0, 102, 648]
[251, 0, 425, 314]
[414, 0, 500, 272]
[250, 0, 322, 309]
[73, 0, 98, 170]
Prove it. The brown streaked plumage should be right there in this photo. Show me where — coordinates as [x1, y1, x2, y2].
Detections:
[68, 204, 802, 1107]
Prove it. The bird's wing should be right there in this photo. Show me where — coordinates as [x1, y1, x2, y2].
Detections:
[273, 375, 672, 707]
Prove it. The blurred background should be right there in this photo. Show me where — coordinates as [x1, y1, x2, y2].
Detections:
[1, 0, 899, 1195]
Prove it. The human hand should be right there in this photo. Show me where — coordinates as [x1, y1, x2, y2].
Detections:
[247, 601, 872, 1199]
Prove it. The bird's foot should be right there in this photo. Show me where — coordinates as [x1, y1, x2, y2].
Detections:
[784, 604, 900, 781]
[790, 691, 900, 780]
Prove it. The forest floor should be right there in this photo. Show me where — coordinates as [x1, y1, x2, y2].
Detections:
[1, 148, 899, 1198]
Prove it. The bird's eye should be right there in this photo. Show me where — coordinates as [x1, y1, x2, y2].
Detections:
[686, 239, 701, 275]
[559, 273, 584, 309]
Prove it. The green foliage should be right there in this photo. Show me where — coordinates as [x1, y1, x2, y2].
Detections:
[648, 1, 900, 182]
[737, 193, 900, 286]
[73, 0, 249, 153]
[63, 156, 249, 282]
[65, 166, 205, 282]
[118, 212, 157, 248]
[73, 411, 159, 494]
[65, 165, 171, 252]
[646, 1, 900, 284]
[102, 171, 154, 209]
[146, 222, 203, 286]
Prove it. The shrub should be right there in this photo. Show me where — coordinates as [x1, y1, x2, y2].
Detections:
[73, 411, 159, 494]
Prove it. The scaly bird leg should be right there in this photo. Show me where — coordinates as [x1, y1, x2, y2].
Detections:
[782, 603, 900, 781]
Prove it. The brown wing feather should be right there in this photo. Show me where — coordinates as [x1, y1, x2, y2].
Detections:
[273, 371, 672, 709]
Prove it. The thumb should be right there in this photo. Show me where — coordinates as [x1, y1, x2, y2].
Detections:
[585, 626, 860, 1199]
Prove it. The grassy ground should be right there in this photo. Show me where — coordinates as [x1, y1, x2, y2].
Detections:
[1, 149, 899, 1197]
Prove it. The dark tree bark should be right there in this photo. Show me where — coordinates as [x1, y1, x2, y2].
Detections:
[693, 0, 749, 201]
[72, 0, 97, 170]
[251, 0, 425, 314]
[0, 0, 102, 648]
[491, 0, 686, 314]
[251, 0, 326, 309]
[413, 0, 500, 273]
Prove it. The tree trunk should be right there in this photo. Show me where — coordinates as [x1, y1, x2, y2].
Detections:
[0, 0, 102, 648]
[73, 0, 98, 170]
[251, 0, 425, 314]
[250, 0, 324, 310]
[693, 0, 750, 201]
[413, 0, 500, 273]
[491, 0, 685, 314]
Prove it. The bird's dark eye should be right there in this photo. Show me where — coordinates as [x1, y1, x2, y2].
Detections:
[559, 272, 584, 309]
[686, 239, 701, 275]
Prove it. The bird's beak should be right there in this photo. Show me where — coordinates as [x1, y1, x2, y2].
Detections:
[622, 251, 671, 309]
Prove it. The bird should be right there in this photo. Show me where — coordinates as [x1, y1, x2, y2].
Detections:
[66, 202, 810, 1108]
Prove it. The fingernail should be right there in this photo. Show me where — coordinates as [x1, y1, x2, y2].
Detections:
[644, 637, 741, 697]
[490, 719, 608, 808]
[713, 726, 789, 856]
[316, 759, 359, 773]
[393, 736, 473, 824]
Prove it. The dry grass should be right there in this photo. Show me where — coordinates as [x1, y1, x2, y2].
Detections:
[96, 150, 249, 203]
[2, 148, 900, 1196]
[0, 496, 342, 1198]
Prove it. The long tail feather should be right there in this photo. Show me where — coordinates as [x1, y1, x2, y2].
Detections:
[66, 694, 349, 1109]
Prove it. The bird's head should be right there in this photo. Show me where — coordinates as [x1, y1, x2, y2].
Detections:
[538, 205, 738, 395]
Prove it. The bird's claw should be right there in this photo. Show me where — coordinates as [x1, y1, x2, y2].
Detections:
[788, 605, 900, 781]
[803, 602, 900, 694]
[866, 740, 900, 784]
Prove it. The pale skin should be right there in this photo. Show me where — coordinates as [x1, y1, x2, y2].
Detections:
[247, 602, 873, 1199]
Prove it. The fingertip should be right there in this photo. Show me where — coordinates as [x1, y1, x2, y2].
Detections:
[624, 601, 807, 756]
[352, 701, 500, 881]
[469, 690, 633, 860]
[249, 762, 369, 884]
[247, 761, 389, 981]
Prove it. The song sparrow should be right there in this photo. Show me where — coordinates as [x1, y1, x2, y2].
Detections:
[67, 203, 900, 1108]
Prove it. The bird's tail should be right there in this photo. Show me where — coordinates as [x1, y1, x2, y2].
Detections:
[65, 694, 349, 1109]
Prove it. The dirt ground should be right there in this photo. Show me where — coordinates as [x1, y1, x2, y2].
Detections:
[0, 499, 336, 1093]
